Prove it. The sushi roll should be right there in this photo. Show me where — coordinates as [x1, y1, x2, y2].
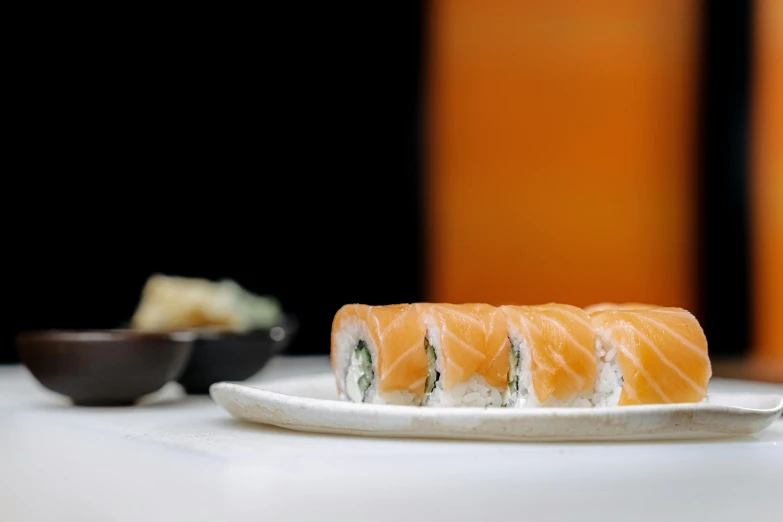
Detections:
[502, 304, 598, 407]
[421, 303, 505, 407]
[466, 303, 512, 403]
[331, 303, 427, 406]
[590, 307, 711, 406]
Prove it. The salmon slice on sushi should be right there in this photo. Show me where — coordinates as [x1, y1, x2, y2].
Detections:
[583, 302, 657, 314]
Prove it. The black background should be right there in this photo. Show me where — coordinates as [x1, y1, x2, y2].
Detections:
[4, 4, 426, 362]
[696, 0, 754, 358]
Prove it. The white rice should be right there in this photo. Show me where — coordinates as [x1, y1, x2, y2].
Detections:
[591, 336, 624, 407]
[335, 318, 420, 406]
[506, 322, 593, 408]
[422, 312, 505, 407]
[426, 374, 505, 407]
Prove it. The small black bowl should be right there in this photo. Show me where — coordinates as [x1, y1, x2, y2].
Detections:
[15, 329, 195, 406]
[176, 315, 298, 394]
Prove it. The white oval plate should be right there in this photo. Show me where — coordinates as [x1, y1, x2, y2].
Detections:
[209, 373, 783, 441]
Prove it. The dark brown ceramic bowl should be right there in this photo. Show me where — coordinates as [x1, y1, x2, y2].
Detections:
[176, 315, 297, 394]
[15, 330, 195, 406]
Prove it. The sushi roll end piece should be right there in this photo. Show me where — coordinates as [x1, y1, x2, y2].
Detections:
[590, 307, 711, 406]
[331, 304, 426, 406]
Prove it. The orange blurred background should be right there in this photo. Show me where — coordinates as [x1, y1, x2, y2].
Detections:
[426, 0, 781, 372]
[427, 0, 700, 310]
[752, 0, 783, 365]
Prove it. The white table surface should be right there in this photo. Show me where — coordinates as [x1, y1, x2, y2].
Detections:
[1, 356, 781, 522]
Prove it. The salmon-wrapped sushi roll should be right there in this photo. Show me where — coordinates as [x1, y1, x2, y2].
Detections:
[590, 307, 711, 406]
[466, 303, 512, 402]
[420, 303, 505, 407]
[501, 304, 598, 407]
[331, 303, 428, 406]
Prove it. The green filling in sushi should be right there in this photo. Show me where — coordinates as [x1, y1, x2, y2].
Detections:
[508, 340, 519, 392]
[424, 338, 438, 395]
[344, 340, 374, 402]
